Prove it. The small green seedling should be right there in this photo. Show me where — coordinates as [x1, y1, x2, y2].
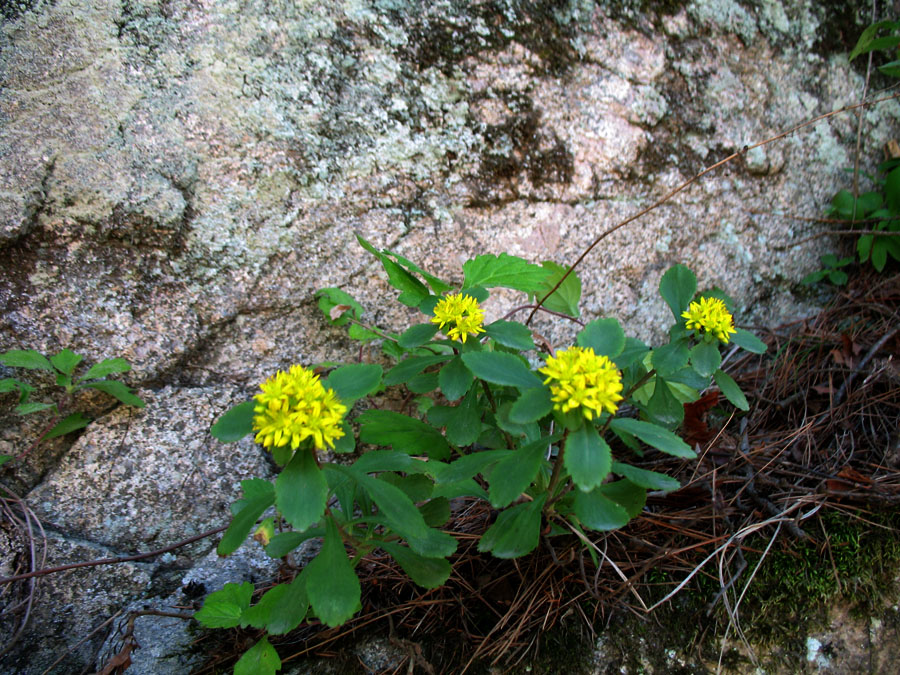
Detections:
[801, 254, 853, 286]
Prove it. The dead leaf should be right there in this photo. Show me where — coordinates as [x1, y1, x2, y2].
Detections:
[329, 304, 352, 320]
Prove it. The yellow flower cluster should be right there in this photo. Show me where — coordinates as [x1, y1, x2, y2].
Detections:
[681, 297, 737, 344]
[430, 293, 486, 343]
[539, 346, 623, 420]
[252, 365, 347, 452]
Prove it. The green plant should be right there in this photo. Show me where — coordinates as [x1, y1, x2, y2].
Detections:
[813, 20, 900, 280]
[199, 235, 766, 674]
[801, 253, 853, 286]
[0, 349, 145, 466]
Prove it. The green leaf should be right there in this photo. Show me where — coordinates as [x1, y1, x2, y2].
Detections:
[487, 436, 552, 508]
[713, 369, 749, 411]
[50, 349, 83, 376]
[731, 329, 767, 354]
[45, 412, 91, 439]
[419, 497, 451, 527]
[565, 424, 612, 492]
[234, 636, 281, 675]
[381, 541, 452, 589]
[462, 253, 550, 292]
[428, 389, 482, 447]
[211, 401, 255, 442]
[0, 378, 32, 401]
[573, 489, 630, 531]
[612, 462, 680, 492]
[659, 265, 697, 319]
[484, 321, 535, 350]
[646, 377, 685, 428]
[828, 270, 849, 285]
[576, 318, 626, 359]
[651, 340, 690, 376]
[872, 238, 888, 272]
[78, 357, 132, 381]
[879, 60, 900, 77]
[433, 449, 513, 484]
[332, 419, 356, 454]
[316, 287, 364, 327]
[398, 324, 440, 349]
[358, 410, 451, 460]
[276, 449, 328, 532]
[352, 450, 430, 475]
[242, 574, 309, 634]
[690, 341, 721, 378]
[850, 20, 900, 60]
[15, 402, 55, 415]
[0, 350, 54, 371]
[461, 352, 542, 389]
[324, 364, 382, 403]
[0, 455, 12, 467]
[478, 494, 547, 558]
[380, 473, 433, 503]
[194, 582, 254, 628]
[265, 528, 324, 558]
[218, 480, 276, 556]
[801, 269, 827, 285]
[858, 234, 874, 262]
[348, 324, 381, 342]
[383, 249, 452, 294]
[382, 258, 430, 307]
[599, 479, 646, 518]
[333, 465, 457, 558]
[432, 478, 489, 500]
[438, 356, 474, 401]
[407, 371, 439, 394]
[616, 337, 649, 370]
[305, 517, 362, 628]
[609, 418, 695, 458]
[384, 355, 452, 386]
[509, 386, 553, 423]
[83, 380, 145, 408]
[532, 260, 581, 317]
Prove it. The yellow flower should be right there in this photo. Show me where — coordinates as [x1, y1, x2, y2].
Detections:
[252, 365, 347, 452]
[430, 293, 486, 343]
[681, 297, 737, 344]
[539, 346, 623, 420]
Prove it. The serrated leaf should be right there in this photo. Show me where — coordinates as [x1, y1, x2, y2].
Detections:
[616, 337, 649, 370]
[428, 388, 482, 447]
[211, 401, 255, 442]
[358, 410, 450, 460]
[484, 321, 535, 350]
[83, 380, 145, 408]
[609, 418, 695, 458]
[45, 412, 91, 439]
[50, 349, 82, 376]
[324, 363, 382, 403]
[646, 377, 685, 428]
[573, 489, 630, 531]
[78, 357, 132, 381]
[577, 318, 625, 359]
[478, 494, 547, 558]
[384, 355, 452, 386]
[234, 636, 281, 675]
[713, 369, 749, 411]
[0, 350, 53, 371]
[381, 541, 451, 589]
[509, 386, 553, 423]
[194, 582, 254, 628]
[218, 480, 276, 556]
[532, 260, 581, 317]
[316, 287, 364, 327]
[461, 351, 542, 389]
[382, 258, 430, 307]
[265, 528, 324, 558]
[438, 356, 474, 401]
[659, 265, 697, 319]
[419, 497, 451, 527]
[305, 517, 361, 628]
[612, 461, 680, 492]
[690, 341, 721, 378]
[565, 424, 612, 492]
[398, 324, 439, 349]
[384, 249, 452, 294]
[276, 449, 328, 532]
[731, 329, 767, 354]
[462, 253, 550, 292]
[487, 436, 554, 508]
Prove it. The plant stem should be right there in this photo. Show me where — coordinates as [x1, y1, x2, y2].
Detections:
[479, 379, 515, 449]
[544, 428, 569, 509]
